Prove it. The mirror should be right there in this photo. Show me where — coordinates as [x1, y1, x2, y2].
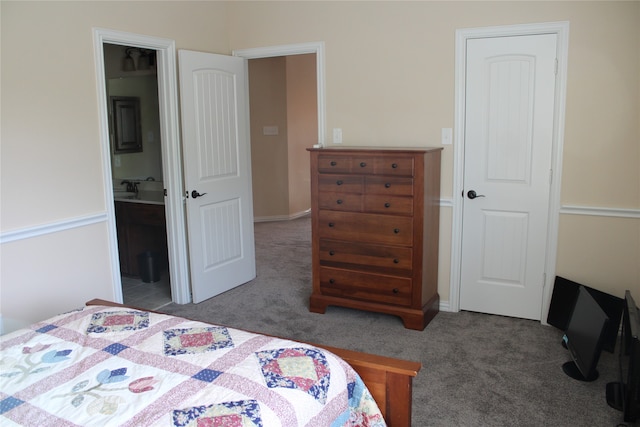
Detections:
[111, 96, 142, 153]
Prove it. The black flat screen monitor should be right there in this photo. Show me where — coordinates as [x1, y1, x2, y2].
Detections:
[562, 285, 610, 382]
[548, 276, 623, 353]
[607, 290, 640, 422]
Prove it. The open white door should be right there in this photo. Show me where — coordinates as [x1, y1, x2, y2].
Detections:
[459, 34, 557, 320]
[178, 50, 256, 303]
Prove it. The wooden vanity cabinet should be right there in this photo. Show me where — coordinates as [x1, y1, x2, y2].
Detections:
[308, 147, 442, 330]
[115, 201, 167, 277]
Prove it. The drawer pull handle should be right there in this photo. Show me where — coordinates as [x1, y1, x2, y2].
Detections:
[392, 288, 399, 294]
[393, 228, 400, 234]
[329, 279, 336, 284]
[336, 180, 343, 185]
[393, 259, 399, 264]
[384, 202, 391, 208]
[360, 162, 367, 167]
[336, 199, 343, 205]
[385, 183, 391, 188]
[329, 222, 335, 227]
[392, 163, 398, 169]
[329, 250, 335, 256]
[330, 161, 337, 166]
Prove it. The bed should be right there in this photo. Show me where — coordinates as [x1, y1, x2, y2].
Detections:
[0, 299, 420, 426]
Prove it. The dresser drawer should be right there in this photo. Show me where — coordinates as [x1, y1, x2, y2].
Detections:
[370, 156, 414, 176]
[363, 195, 413, 215]
[319, 239, 413, 275]
[319, 267, 412, 306]
[342, 156, 415, 177]
[318, 174, 363, 193]
[364, 176, 414, 196]
[318, 210, 413, 246]
[318, 154, 414, 177]
[318, 192, 362, 212]
[318, 155, 352, 173]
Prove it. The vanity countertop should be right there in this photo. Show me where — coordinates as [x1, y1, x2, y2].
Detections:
[114, 190, 165, 205]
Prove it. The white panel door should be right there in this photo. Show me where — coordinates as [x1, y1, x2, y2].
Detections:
[460, 34, 557, 319]
[178, 50, 256, 303]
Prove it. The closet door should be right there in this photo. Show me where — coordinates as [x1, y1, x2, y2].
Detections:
[460, 34, 557, 320]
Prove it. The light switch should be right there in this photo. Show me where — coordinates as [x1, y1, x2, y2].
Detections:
[333, 128, 343, 144]
[114, 155, 121, 167]
[441, 128, 453, 145]
[263, 125, 279, 136]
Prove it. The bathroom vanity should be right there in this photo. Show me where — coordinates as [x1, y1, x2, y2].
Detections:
[114, 191, 167, 277]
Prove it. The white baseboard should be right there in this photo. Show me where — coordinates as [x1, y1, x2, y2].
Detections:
[254, 210, 311, 223]
[439, 300, 452, 312]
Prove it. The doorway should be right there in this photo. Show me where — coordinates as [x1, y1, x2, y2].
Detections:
[450, 22, 570, 322]
[94, 29, 190, 306]
[103, 43, 171, 310]
[247, 53, 318, 221]
[235, 42, 325, 225]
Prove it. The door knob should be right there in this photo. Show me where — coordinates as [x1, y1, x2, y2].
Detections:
[467, 190, 485, 199]
[191, 190, 207, 199]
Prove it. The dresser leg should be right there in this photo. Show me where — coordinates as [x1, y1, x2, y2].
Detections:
[309, 295, 328, 314]
[400, 294, 440, 330]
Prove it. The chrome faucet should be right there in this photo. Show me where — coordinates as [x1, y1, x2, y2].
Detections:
[120, 180, 139, 193]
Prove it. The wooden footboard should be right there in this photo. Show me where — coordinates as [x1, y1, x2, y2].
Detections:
[86, 299, 420, 427]
[315, 343, 420, 426]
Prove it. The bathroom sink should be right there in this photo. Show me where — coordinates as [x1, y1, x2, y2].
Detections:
[113, 190, 136, 199]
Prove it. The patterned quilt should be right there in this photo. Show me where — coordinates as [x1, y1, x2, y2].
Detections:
[0, 305, 386, 426]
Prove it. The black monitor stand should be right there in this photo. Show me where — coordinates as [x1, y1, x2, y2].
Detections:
[606, 382, 624, 411]
[562, 361, 599, 382]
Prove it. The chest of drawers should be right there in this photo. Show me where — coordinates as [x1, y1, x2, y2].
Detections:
[308, 147, 442, 330]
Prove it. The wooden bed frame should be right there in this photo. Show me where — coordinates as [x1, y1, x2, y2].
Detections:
[86, 299, 420, 426]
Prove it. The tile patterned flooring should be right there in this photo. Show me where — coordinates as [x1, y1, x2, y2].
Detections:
[122, 268, 172, 311]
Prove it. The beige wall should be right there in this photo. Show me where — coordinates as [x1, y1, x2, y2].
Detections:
[249, 57, 290, 218]
[286, 54, 316, 217]
[1, 1, 638, 331]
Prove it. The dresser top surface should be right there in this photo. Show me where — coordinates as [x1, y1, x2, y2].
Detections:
[307, 146, 443, 154]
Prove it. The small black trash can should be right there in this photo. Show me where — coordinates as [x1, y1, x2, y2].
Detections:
[137, 251, 161, 283]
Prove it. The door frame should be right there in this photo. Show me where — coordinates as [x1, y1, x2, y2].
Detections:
[93, 28, 191, 304]
[449, 22, 570, 322]
[232, 42, 326, 147]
